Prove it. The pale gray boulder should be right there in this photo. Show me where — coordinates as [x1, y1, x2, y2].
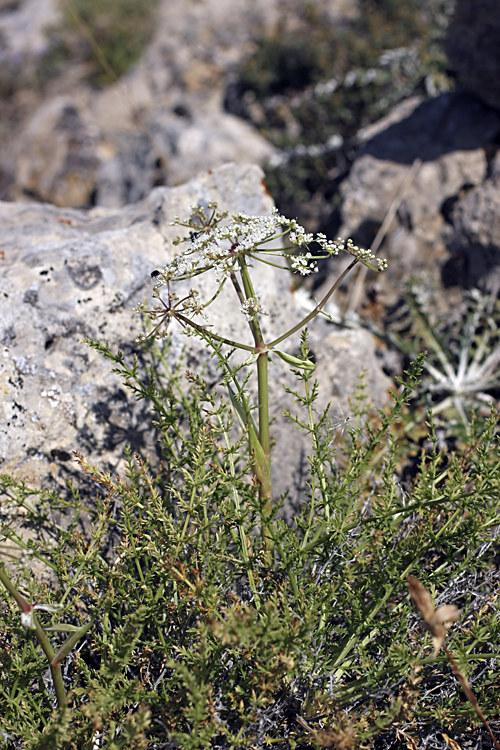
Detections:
[447, 154, 500, 290]
[3, 0, 355, 208]
[0, 163, 389, 505]
[13, 93, 276, 208]
[15, 97, 101, 208]
[329, 92, 500, 304]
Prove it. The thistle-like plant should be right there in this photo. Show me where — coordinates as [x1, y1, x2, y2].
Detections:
[389, 284, 500, 425]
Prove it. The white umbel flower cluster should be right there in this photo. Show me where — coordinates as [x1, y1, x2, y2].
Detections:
[159, 205, 386, 285]
[240, 293, 268, 321]
[137, 203, 387, 341]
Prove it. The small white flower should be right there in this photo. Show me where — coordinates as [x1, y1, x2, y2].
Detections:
[289, 254, 318, 276]
[141, 204, 387, 340]
[240, 294, 268, 321]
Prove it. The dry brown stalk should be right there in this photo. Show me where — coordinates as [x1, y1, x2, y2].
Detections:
[407, 575, 500, 750]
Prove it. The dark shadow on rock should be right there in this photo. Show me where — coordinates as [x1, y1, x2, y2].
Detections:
[360, 91, 500, 165]
[443, 241, 500, 291]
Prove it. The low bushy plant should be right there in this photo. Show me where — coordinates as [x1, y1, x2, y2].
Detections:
[1, 205, 499, 749]
[43, 0, 158, 86]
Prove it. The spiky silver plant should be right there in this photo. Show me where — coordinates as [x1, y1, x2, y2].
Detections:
[395, 285, 500, 425]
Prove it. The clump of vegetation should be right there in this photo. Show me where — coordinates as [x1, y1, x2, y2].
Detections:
[226, 0, 454, 231]
[386, 284, 500, 428]
[1, 204, 500, 749]
[42, 0, 158, 86]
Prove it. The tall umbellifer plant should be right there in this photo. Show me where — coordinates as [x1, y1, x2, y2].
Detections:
[0, 203, 388, 743]
[135, 203, 387, 565]
[2, 201, 500, 747]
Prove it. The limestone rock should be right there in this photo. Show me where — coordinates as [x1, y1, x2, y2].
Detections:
[3, 0, 354, 208]
[15, 96, 100, 207]
[0, 163, 389, 505]
[0, 0, 59, 57]
[333, 92, 500, 302]
[94, 107, 276, 208]
[13, 89, 276, 208]
[447, 163, 500, 290]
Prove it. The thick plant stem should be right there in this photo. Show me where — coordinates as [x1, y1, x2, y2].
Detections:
[256, 351, 271, 494]
[237, 258, 274, 564]
[231, 254, 366, 567]
[33, 618, 68, 709]
[215, 410, 261, 608]
[256, 349, 273, 564]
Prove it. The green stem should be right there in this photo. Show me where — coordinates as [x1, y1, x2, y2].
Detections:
[237, 258, 274, 564]
[33, 616, 68, 708]
[51, 619, 94, 666]
[256, 351, 273, 525]
[175, 312, 255, 352]
[215, 409, 261, 609]
[268, 258, 359, 349]
[0, 564, 67, 708]
[256, 352, 271, 484]
[0, 563, 29, 611]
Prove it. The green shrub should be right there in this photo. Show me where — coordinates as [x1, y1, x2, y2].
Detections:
[1, 206, 499, 749]
[44, 0, 158, 86]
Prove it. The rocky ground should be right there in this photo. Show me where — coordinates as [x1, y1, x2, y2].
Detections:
[0, 0, 357, 206]
[0, 0, 499, 460]
[1, 0, 500, 486]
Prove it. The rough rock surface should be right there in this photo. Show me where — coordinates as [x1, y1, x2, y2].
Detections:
[447, 152, 500, 291]
[445, 0, 500, 113]
[15, 97, 101, 207]
[326, 92, 500, 304]
[0, 0, 58, 56]
[0, 0, 355, 207]
[0, 163, 389, 505]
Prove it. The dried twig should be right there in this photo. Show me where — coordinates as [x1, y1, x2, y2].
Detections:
[407, 576, 500, 750]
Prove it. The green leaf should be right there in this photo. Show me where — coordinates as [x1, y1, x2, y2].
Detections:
[274, 348, 317, 372]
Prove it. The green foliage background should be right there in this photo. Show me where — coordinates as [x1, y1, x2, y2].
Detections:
[1, 341, 500, 749]
[44, 0, 159, 86]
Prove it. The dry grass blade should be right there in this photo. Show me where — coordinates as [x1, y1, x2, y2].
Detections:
[442, 733, 462, 750]
[442, 644, 500, 750]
